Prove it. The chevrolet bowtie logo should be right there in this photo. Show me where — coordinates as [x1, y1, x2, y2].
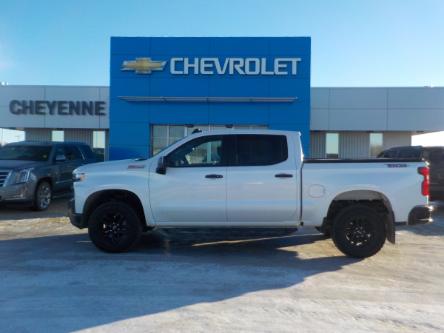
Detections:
[121, 57, 166, 74]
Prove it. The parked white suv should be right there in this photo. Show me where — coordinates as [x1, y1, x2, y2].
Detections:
[69, 130, 432, 257]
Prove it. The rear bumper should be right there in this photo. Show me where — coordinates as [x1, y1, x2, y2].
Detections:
[408, 205, 434, 225]
[68, 198, 87, 229]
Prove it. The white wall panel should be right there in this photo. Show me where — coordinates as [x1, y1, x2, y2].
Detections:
[0, 86, 45, 107]
[383, 132, 412, 149]
[310, 108, 329, 130]
[329, 88, 387, 109]
[339, 132, 370, 159]
[310, 88, 329, 108]
[310, 87, 444, 132]
[0, 85, 109, 129]
[65, 129, 94, 146]
[0, 104, 46, 128]
[388, 87, 444, 109]
[387, 108, 444, 131]
[309, 132, 325, 158]
[329, 108, 387, 131]
[25, 129, 51, 141]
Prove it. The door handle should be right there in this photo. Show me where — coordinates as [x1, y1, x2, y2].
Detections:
[275, 173, 293, 178]
[205, 174, 223, 179]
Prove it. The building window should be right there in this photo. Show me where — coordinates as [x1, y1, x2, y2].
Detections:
[326, 133, 339, 158]
[51, 130, 64, 142]
[369, 133, 383, 157]
[93, 131, 106, 161]
[93, 131, 105, 149]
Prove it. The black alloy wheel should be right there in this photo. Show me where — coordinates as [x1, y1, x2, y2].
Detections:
[331, 204, 386, 258]
[88, 202, 142, 253]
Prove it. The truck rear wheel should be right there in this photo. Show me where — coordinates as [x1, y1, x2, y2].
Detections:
[331, 204, 386, 258]
[88, 202, 142, 253]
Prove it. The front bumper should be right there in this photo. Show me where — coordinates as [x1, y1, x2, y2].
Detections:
[408, 205, 434, 225]
[0, 182, 35, 203]
[68, 198, 87, 229]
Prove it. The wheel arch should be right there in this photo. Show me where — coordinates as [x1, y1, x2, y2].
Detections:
[36, 176, 53, 189]
[322, 189, 395, 243]
[83, 189, 148, 230]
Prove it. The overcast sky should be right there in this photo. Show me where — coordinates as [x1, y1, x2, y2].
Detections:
[0, 0, 443, 87]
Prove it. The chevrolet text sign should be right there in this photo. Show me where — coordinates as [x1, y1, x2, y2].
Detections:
[122, 57, 302, 76]
[170, 57, 301, 75]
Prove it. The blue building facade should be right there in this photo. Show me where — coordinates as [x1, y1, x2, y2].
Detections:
[109, 37, 311, 160]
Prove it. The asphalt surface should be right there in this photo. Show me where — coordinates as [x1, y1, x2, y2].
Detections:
[0, 199, 443, 333]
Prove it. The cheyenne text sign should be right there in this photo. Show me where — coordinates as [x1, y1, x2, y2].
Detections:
[9, 100, 106, 116]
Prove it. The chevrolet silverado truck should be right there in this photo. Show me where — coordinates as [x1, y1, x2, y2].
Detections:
[69, 130, 432, 258]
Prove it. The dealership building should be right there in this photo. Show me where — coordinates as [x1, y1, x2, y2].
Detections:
[1, 37, 444, 160]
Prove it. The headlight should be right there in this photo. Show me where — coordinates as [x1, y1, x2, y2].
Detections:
[8, 168, 33, 185]
[73, 171, 86, 182]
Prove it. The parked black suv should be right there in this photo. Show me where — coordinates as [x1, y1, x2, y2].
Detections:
[0, 141, 97, 210]
[378, 146, 444, 201]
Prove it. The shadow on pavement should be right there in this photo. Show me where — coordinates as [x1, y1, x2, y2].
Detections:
[0, 229, 357, 332]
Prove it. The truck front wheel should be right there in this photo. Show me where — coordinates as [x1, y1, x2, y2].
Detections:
[88, 202, 142, 253]
[32, 181, 52, 211]
[331, 204, 386, 258]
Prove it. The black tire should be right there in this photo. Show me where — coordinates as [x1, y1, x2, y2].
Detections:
[88, 202, 142, 253]
[32, 181, 52, 211]
[315, 226, 331, 238]
[331, 204, 386, 258]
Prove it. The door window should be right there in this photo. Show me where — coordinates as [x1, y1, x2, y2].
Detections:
[54, 147, 66, 161]
[168, 136, 224, 167]
[234, 135, 288, 166]
[64, 146, 83, 161]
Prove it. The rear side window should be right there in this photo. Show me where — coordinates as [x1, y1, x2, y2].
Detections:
[398, 148, 421, 158]
[379, 149, 397, 158]
[234, 135, 288, 166]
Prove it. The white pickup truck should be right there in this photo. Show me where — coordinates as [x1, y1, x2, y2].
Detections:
[69, 130, 432, 257]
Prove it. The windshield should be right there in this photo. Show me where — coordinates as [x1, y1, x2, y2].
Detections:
[0, 145, 52, 161]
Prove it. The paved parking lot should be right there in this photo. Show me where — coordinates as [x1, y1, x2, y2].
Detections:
[1, 199, 443, 333]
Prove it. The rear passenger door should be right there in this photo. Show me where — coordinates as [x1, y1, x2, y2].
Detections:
[226, 134, 299, 224]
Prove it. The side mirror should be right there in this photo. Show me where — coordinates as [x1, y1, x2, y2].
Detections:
[55, 154, 66, 163]
[156, 156, 167, 175]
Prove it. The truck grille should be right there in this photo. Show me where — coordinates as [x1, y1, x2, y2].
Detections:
[0, 170, 11, 187]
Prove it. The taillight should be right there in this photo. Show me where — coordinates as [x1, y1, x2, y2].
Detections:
[418, 166, 430, 196]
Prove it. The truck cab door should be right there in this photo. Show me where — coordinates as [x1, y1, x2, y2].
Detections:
[53, 146, 70, 191]
[226, 134, 299, 224]
[149, 135, 227, 224]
